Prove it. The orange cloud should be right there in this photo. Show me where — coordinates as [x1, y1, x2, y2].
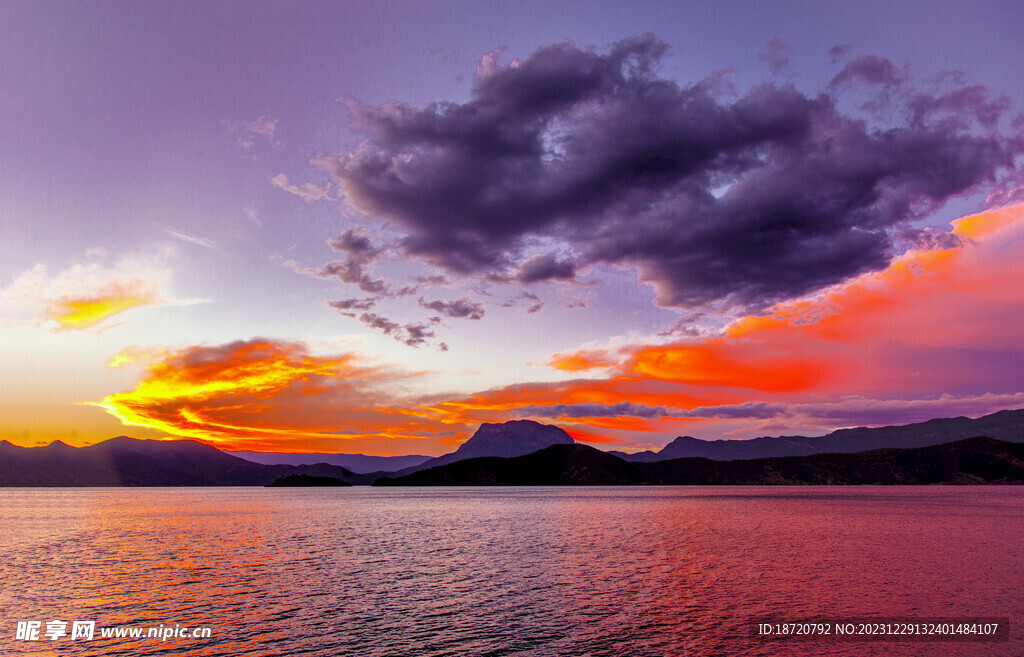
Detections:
[547, 349, 618, 371]
[45, 278, 161, 330]
[82, 204, 1024, 451]
[0, 261, 195, 331]
[87, 339, 461, 453]
[626, 204, 1024, 395]
[444, 203, 1024, 443]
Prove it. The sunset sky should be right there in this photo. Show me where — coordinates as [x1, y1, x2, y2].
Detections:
[3, 0, 1024, 455]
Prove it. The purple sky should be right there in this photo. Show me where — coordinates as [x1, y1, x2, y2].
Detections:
[2, 0, 1023, 454]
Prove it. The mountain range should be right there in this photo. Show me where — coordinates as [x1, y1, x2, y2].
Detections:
[607, 409, 1024, 461]
[2, 409, 1023, 486]
[224, 450, 431, 473]
[375, 437, 1024, 486]
[0, 436, 355, 486]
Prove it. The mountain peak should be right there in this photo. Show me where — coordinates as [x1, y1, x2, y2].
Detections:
[453, 420, 574, 459]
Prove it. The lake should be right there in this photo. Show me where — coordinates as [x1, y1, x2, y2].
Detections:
[1, 487, 1020, 656]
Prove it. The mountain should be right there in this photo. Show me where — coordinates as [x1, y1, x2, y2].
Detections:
[226, 450, 431, 473]
[385, 419, 575, 477]
[0, 436, 357, 486]
[376, 444, 647, 486]
[375, 437, 1024, 486]
[608, 408, 1024, 462]
[446, 419, 575, 460]
[265, 473, 351, 487]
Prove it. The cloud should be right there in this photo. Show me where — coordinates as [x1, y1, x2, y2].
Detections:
[829, 53, 906, 88]
[511, 253, 576, 284]
[244, 115, 278, 141]
[302, 260, 390, 295]
[87, 338, 463, 452]
[328, 227, 385, 261]
[547, 349, 618, 371]
[0, 261, 200, 331]
[346, 312, 439, 348]
[164, 227, 220, 251]
[328, 297, 378, 312]
[297, 226, 395, 295]
[516, 401, 782, 420]
[514, 394, 1024, 430]
[417, 296, 485, 319]
[430, 203, 1024, 442]
[758, 37, 794, 74]
[225, 114, 279, 152]
[304, 227, 473, 346]
[242, 206, 263, 227]
[318, 35, 1020, 315]
[43, 279, 161, 330]
[271, 174, 332, 203]
[499, 291, 545, 314]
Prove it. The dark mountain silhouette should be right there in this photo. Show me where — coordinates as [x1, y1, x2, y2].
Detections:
[607, 408, 1024, 462]
[374, 437, 1024, 486]
[0, 436, 357, 486]
[376, 444, 647, 486]
[265, 473, 351, 487]
[6, 411, 1024, 486]
[378, 420, 576, 478]
[227, 450, 430, 473]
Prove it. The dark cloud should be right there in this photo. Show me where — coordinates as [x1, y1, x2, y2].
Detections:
[499, 291, 545, 314]
[895, 226, 965, 251]
[328, 297, 378, 312]
[414, 274, 452, 286]
[658, 312, 710, 337]
[402, 321, 437, 347]
[417, 296, 486, 320]
[349, 312, 438, 348]
[829, 54, 905, 88]
[319, 35, 1021, 313]
[297, 227, 392, 295]
[328, 227, 385, 262]
[357, 312, 401, 334]
[512, 253, 576, 283]
[518, 401, 783, 420]
[302, 260, 389, 295]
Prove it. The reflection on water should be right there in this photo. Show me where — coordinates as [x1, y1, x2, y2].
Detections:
[1, 487, 1021, 656]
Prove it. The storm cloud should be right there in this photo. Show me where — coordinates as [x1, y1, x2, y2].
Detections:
[321, 34, 1021, 313]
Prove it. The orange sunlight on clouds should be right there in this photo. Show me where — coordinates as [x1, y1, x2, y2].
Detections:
[45, 278, 162, 330]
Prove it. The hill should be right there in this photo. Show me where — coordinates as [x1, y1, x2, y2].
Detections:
[608, 408, 1024, 462]
[227, 450, 430, 473]
[0, 436, 357, 486]
[375, 437, 1024, 486]
[380, 420, 575, 478]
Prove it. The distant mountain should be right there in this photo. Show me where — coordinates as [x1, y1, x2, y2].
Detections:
[0, 436, 357, 486]
[375, 437, 1024, 486]
[376, 444, 645, 486]
[265, 473, 351, 487]
[226, 450, 431, 473]
[446, 420, 575, 460]
[607, 409, 1024, 462]
[386, 420, 575, 477]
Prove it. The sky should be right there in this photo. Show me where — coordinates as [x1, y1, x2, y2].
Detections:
[2, 0, 1024, 455]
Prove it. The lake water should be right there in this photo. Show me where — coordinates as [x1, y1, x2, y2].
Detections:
[0, 487, 1020, 656]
